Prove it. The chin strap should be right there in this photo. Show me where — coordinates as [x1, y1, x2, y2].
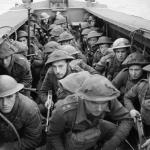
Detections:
[0, 111, 22, 149]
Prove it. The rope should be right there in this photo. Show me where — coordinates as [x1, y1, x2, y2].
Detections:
[0, 112, 22, 150]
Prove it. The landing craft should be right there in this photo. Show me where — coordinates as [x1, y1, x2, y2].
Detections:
[0, 0, 150, 56]
[0, 0, 149, 149]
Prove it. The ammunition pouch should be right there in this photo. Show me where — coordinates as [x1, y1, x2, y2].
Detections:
[65, 126, 101, 150]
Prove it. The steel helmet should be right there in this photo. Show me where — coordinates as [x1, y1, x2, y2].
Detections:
[54, 18, 66, 25]
[45, 50, 74, 65]
[55, 12, 65, 20]
[44, 41, 61, 53]
[17, 30, 28, 39]
[50, 26, 64, 37]
[80, 22, 90, 30]
[0, 40, 17, 59]
[143, 64, 150, 72]
[81, 28, 92, 36]
[0, 75, 24, 98]
[40, 12, 49, 20]
[113, 38, 130, 50]
[58, 31, 74, 42]
[77, 74, 120, 102]
[49, 24, 57, 30]
[122, 52, 149, 67]
[59, 71, 91, 93]
[12, 41, 28, 54]
[95, 36, 113, 45]
[87, 31, 102, 40]
[61, 44, 80, 56]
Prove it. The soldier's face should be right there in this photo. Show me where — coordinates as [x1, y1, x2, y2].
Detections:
[18, 37, 28, 46]
[43, 18, 49, 24]
[52, 60, 68, 79]
[0, 94, 16, 113]
[0, 56, 12, 68]
[88, 37, 98, 47]
[99, 44, 109, 55]
[129, 65, 143, 80]
[115, 48, 127, 62]
[85, 100, 108, 116]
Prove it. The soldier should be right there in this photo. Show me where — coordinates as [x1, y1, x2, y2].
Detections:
[93, 36, 113, 66]
[112, 52, 149, 104]
[0, 75, 42, 150]
[62, 44, 97, 74]
[11, 41, 28, 57]
[49, 25, 64, 42]
[124, 64, 150, 136]
[0, 40, 32, 97]
[17, 30, 28, 47]
[54, 17, 68, 31]
[40, 50, 77, 108]
[86, 30, 102, 66]
[38, 41, 61, 88]
[47, 74, 133, 150]
[39, 12, 53, 45]
[58, 31, 74, 45]
[96, 38, 130, 80]
[80, 28, 92, 53]
[39, 12, 51, 32]
[56, 71, 91, 100]
[58, 31, 82, 55]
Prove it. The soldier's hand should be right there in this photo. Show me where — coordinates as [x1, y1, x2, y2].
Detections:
[142, 139, 150, 150]
[45, 99, 54, 109]
[130, 109, 140, 122]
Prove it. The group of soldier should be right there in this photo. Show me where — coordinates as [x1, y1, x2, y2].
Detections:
[0, 10, 150, 150]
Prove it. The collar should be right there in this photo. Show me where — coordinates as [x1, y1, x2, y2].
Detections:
[75, 98, 92, 125]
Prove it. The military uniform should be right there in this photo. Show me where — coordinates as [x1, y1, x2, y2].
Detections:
[69, 59, 98, 74]
[95, 53, 115, 76]
[124, 79, 150, 136]
[0, 54, 32, 96]
[113, 52, 149, 103]
[0, 75, 42, 150]
[92, 48, 103, 65]
[47, 94, 132, 150]
[112, 68, 146, 104]
[0, 93, 42, 150]
[40, 65, 80, 104]
[124, 79, 149, 113]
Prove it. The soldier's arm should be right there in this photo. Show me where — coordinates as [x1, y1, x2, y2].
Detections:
[40, 68, 53, 103]
[112, 69, 128, 89]
[47, 108, 66, 150]
[79, 60, 98, 74]
[11, 104, 42, 150]
[103, 99, 133, 150]
[19, 59, 32, 88]
[124, 83, 140, 111]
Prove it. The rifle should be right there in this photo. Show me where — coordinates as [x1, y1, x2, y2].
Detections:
[45, 90, 52, 133]
[135, 114, 146, 150]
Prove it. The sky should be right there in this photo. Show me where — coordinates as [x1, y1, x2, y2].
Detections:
[0, 0, 150, 20]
